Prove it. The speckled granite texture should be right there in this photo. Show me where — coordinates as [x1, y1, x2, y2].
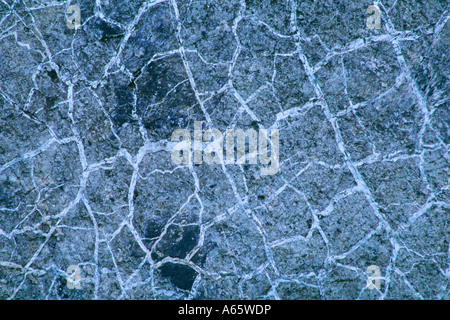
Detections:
[0, 0, 449, 300]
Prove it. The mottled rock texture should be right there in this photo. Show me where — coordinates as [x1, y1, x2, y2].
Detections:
[0, 0, 449, 300]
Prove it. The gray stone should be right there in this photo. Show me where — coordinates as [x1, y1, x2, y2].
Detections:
[0, 0, 448, 300]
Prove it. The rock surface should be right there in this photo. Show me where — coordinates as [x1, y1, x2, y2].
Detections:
[0, 0, 448, 299]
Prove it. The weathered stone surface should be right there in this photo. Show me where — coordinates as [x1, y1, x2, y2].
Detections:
[0, 0, 448, 300]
